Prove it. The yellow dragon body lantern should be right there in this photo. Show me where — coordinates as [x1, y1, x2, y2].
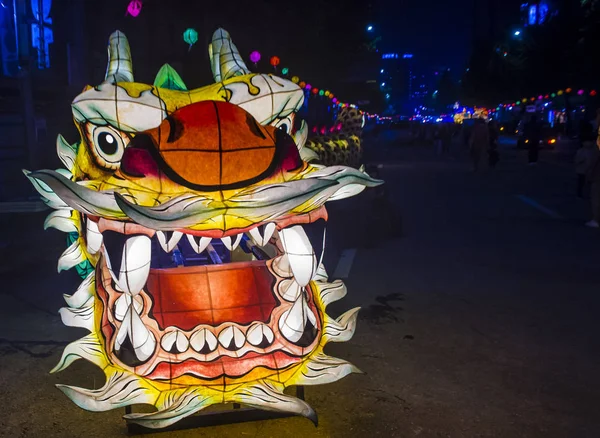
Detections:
[25, 29, 382, 429]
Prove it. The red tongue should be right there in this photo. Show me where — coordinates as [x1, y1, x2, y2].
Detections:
[145, 261, 278, 331]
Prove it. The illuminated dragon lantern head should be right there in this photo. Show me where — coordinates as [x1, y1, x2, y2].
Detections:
[25, 29, 382, 428]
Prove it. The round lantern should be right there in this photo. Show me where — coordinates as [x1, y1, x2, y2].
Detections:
[332, 98, 338, 103]
[319, 90, 324, 96]
[249, 51, 261, 64]
[183, 28, 198, 51]
[551, 93, 556, 98]
[591, 90, 598, 97]
[270, 56, 280, 69]
[305, 83, 312, 91]
[312, 88, 318, 95]
[281, 67, 289, 75]
[577, 89, 584, 96]
[324, 90, 330, 97]
[299, 81, 306, 88]
[126, 0, 142, 17]
[291, 76, 299, 84]
[557, 90, 564, 96]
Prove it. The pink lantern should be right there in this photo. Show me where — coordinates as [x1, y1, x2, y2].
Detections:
[578, 89, 584, 96]
[305, 83, 312, 91]
[538, 95, 543, 100]
[332, 97, 337, 103]
[126, 0, 142, 17]
[249, 51, 261, 64]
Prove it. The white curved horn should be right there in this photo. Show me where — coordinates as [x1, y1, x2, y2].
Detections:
[104, 31, 134, 83]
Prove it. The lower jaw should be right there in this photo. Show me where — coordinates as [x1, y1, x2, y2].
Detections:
[96, 256, 321, 383]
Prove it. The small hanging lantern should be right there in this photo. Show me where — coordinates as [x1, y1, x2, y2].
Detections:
[319, 90, 324, 96]
[291, 76, 299, 84]
[249, 51, 261, 66]
[577, 89, 584, 96]
[183, 28, 198, 51]
[312, 88, 318, 95]
[305, 83, 312, 91]
[591, 90, 598, 97]
[565, 88, 572, 93]
[551, 93, 556, 98]
[270, 56, 280, 70]
[281, 67, 289, 75]
[126, 0, 143, 17]
[324, 90, 330, 97]
[557, 90, 564, 96]
[299, 81, 306, 89]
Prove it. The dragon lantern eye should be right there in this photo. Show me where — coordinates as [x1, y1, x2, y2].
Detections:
[88, 125, 129, 170]
[273, 115, 294, 135]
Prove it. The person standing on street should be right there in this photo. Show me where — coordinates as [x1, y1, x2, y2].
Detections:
[469, 118, 489, 172]
[524, 115, 542, 165]
[585, 131, 600, 227]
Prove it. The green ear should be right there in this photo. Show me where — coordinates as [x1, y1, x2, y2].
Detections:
[154, 64, 187, 91]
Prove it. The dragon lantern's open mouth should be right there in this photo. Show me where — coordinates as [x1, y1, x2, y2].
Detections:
[87, 212, 327, 381]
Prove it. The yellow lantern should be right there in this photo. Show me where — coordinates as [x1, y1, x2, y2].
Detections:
[291, 76, 299, 84]
[557, 90, 564, 96]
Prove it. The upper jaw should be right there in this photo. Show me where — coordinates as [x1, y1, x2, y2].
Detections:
[24, 166, 383, 230]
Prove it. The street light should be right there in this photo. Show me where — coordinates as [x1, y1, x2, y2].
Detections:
[514, 30, 521, 36]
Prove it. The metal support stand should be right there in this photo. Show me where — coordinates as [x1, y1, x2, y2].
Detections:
[124, 386, 306, 435]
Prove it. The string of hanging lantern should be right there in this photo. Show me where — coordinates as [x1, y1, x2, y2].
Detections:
[490, 86, 598, 114]
[247, 50, 360, 112]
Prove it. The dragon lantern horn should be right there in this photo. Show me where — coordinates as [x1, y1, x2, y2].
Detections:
[209, 28, 250, 83]
[104, 31, 134, 84]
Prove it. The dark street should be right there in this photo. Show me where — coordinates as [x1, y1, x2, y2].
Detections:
[1, 134, 599, 437]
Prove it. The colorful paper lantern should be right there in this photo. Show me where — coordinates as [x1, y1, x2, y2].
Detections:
[305, 83, 312, 91]
[183, 28, 198, 50]
[318, 90, 324, 96]
[126, 0, 142, 17]
[565, 88, 572, 93]
[591, 90, 598, 97]
[249, 51, 261, 64]
[538, 95, 543, 100]
[516, 100, 521, 105]
[281, 67, 289, 75]
[270, 56, 280, 68]
[324, 91, 330, 97]
[578, 89, 584, 96]
[299, 81, 306, 88]
[544, 94, 549, 99]
[329, 94, 334, 99]
[557, 90, 564, 96]
[332, 98, 338, 103]
[291, 76, 299, 84]
[312, 88, 318, 95]
[24, 28, 381, 429]
[551, 93, 556, 98]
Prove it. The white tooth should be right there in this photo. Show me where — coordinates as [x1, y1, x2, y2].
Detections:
[114, 294, 143, 321]
[249, 223, 276, 246]
[160, 329, 189, 353]
[117, 235, 151, 295]
[271, 254, 293, 278]
[278, 278, 303, 302]
[115, 304, 156, 362]
[278, 226, 317, 287]
[156, 231, 183, 252]
[246, 323, 274, 347]
[190, 327, 218, 353]
[218, 326, 245, 350]
[221, 234, 243, 251]
[86, 220, 103, 254]
[103, 247, 119, 285]
[186, 235, 212, 254]
[278, 295, 308, 343]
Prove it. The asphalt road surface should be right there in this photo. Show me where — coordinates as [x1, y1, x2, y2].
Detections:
[1, 132, 598, 437]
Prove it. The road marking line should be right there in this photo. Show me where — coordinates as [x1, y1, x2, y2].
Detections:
[333, 248, 357, 279]
[515, 195, 563, 219]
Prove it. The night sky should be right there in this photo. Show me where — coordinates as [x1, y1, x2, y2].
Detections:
[69, 0, 521, 93]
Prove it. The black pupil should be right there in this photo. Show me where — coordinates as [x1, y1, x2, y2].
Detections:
[279, 123, 289, 134]
[98, 132, 118, 155]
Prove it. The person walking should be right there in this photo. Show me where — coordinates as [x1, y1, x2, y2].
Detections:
[488, 120, 499, 168]
[585, 132, 600, 227]
[524, 115, 541, 165]
[575, 123, 595, 198]
[469, 118, 489, 172]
